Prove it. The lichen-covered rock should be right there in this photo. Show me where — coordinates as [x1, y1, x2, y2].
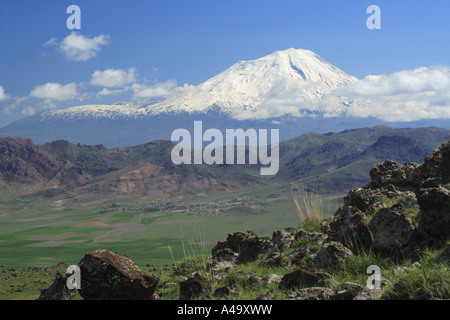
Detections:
[212, 231, 275, 264]
[369, 206, 416, 253]
[294, 230, 327, 247]
[272, 230, 294, 250]
[329, 206, 373, 252]
[263, 249, 283, 267]
[287, 243, 310, 266]
[286, 287, 335, 300]
[370, 161, 408, 188]
[344, 188, 380, 212]
[320, 221, 332, 234]
[78, 249, 159, 300]
[180, 273, 211, 300]
[417, 140, 450, 185]
[279, 269, 332, 290]
[309, 241, 352, 270]
[416, 186, 450, 241]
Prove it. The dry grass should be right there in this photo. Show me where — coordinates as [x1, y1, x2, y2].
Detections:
[290, 183, 324, 230]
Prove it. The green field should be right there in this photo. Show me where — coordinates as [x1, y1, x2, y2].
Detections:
[0, 183, 341, 267]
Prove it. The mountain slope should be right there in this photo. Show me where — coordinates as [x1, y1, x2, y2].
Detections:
[0, 137, 90, 188]
[84, 162, 234, 196]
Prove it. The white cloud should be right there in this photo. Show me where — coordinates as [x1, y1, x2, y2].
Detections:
[337, 66, 450, 122]
[59, 32, 110, 62]
[43, 37, 58, 47]
[30, 83, 78, 101]
[21, 106, 35, 116]
[131, 80, 179, 99]
[0, 86, 8, 102]
[97, 88, 125, 96]
[91, 68, 137, 87]
[231, 65, 450, 122]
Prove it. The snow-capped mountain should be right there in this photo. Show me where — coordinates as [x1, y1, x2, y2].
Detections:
[0, 48, 381, 147]
[24, 48, 358, 122]
[146, 48, 357, 117]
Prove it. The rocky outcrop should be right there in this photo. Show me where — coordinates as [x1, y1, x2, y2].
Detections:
[329, 206, 373, 251]
[78, 249, 159, 300]
[329, 138, 450, 256]
[211, 231, 275, 264]
[309, 241, 352, 270]
[294, 230, 327, 247]
[272, 230, 294, 250]
[370, 161, 412, 188]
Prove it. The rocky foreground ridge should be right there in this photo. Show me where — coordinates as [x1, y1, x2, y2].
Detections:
[38, 140, 450, 300]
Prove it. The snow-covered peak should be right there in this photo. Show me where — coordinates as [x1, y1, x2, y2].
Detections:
[146, 48, 357, 117]
[41, 103, 147, 120]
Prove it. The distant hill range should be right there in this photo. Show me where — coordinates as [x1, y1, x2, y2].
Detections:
[1, 126, 449, 198]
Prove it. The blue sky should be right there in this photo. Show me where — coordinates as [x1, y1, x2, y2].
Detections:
[1, 0, 450, 127]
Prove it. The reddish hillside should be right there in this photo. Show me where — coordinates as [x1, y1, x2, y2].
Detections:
[0, 137, 90, 188]
[88, 162, 233, 196]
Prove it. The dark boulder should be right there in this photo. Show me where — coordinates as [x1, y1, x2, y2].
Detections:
[279, 269, 332, 290]
[309, 241, 352, 270]
[287, 243, 310, 266]
[263, 249, 283, 267]
[211, 241, 239, 263]
[180, 273, 211, 300]
[416, 186, 450, 241]
[369, 206, 416, 253]
[370, 161, 409, 188]
[294, 230, 327, 247]
[78, 249, 159, 300]
[272, 230, 294, 250]
[37, 272, 75, 300]
[417, 140, 450, 185]
[212, 231, 275, 264]
[329, 206, 373, 252]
